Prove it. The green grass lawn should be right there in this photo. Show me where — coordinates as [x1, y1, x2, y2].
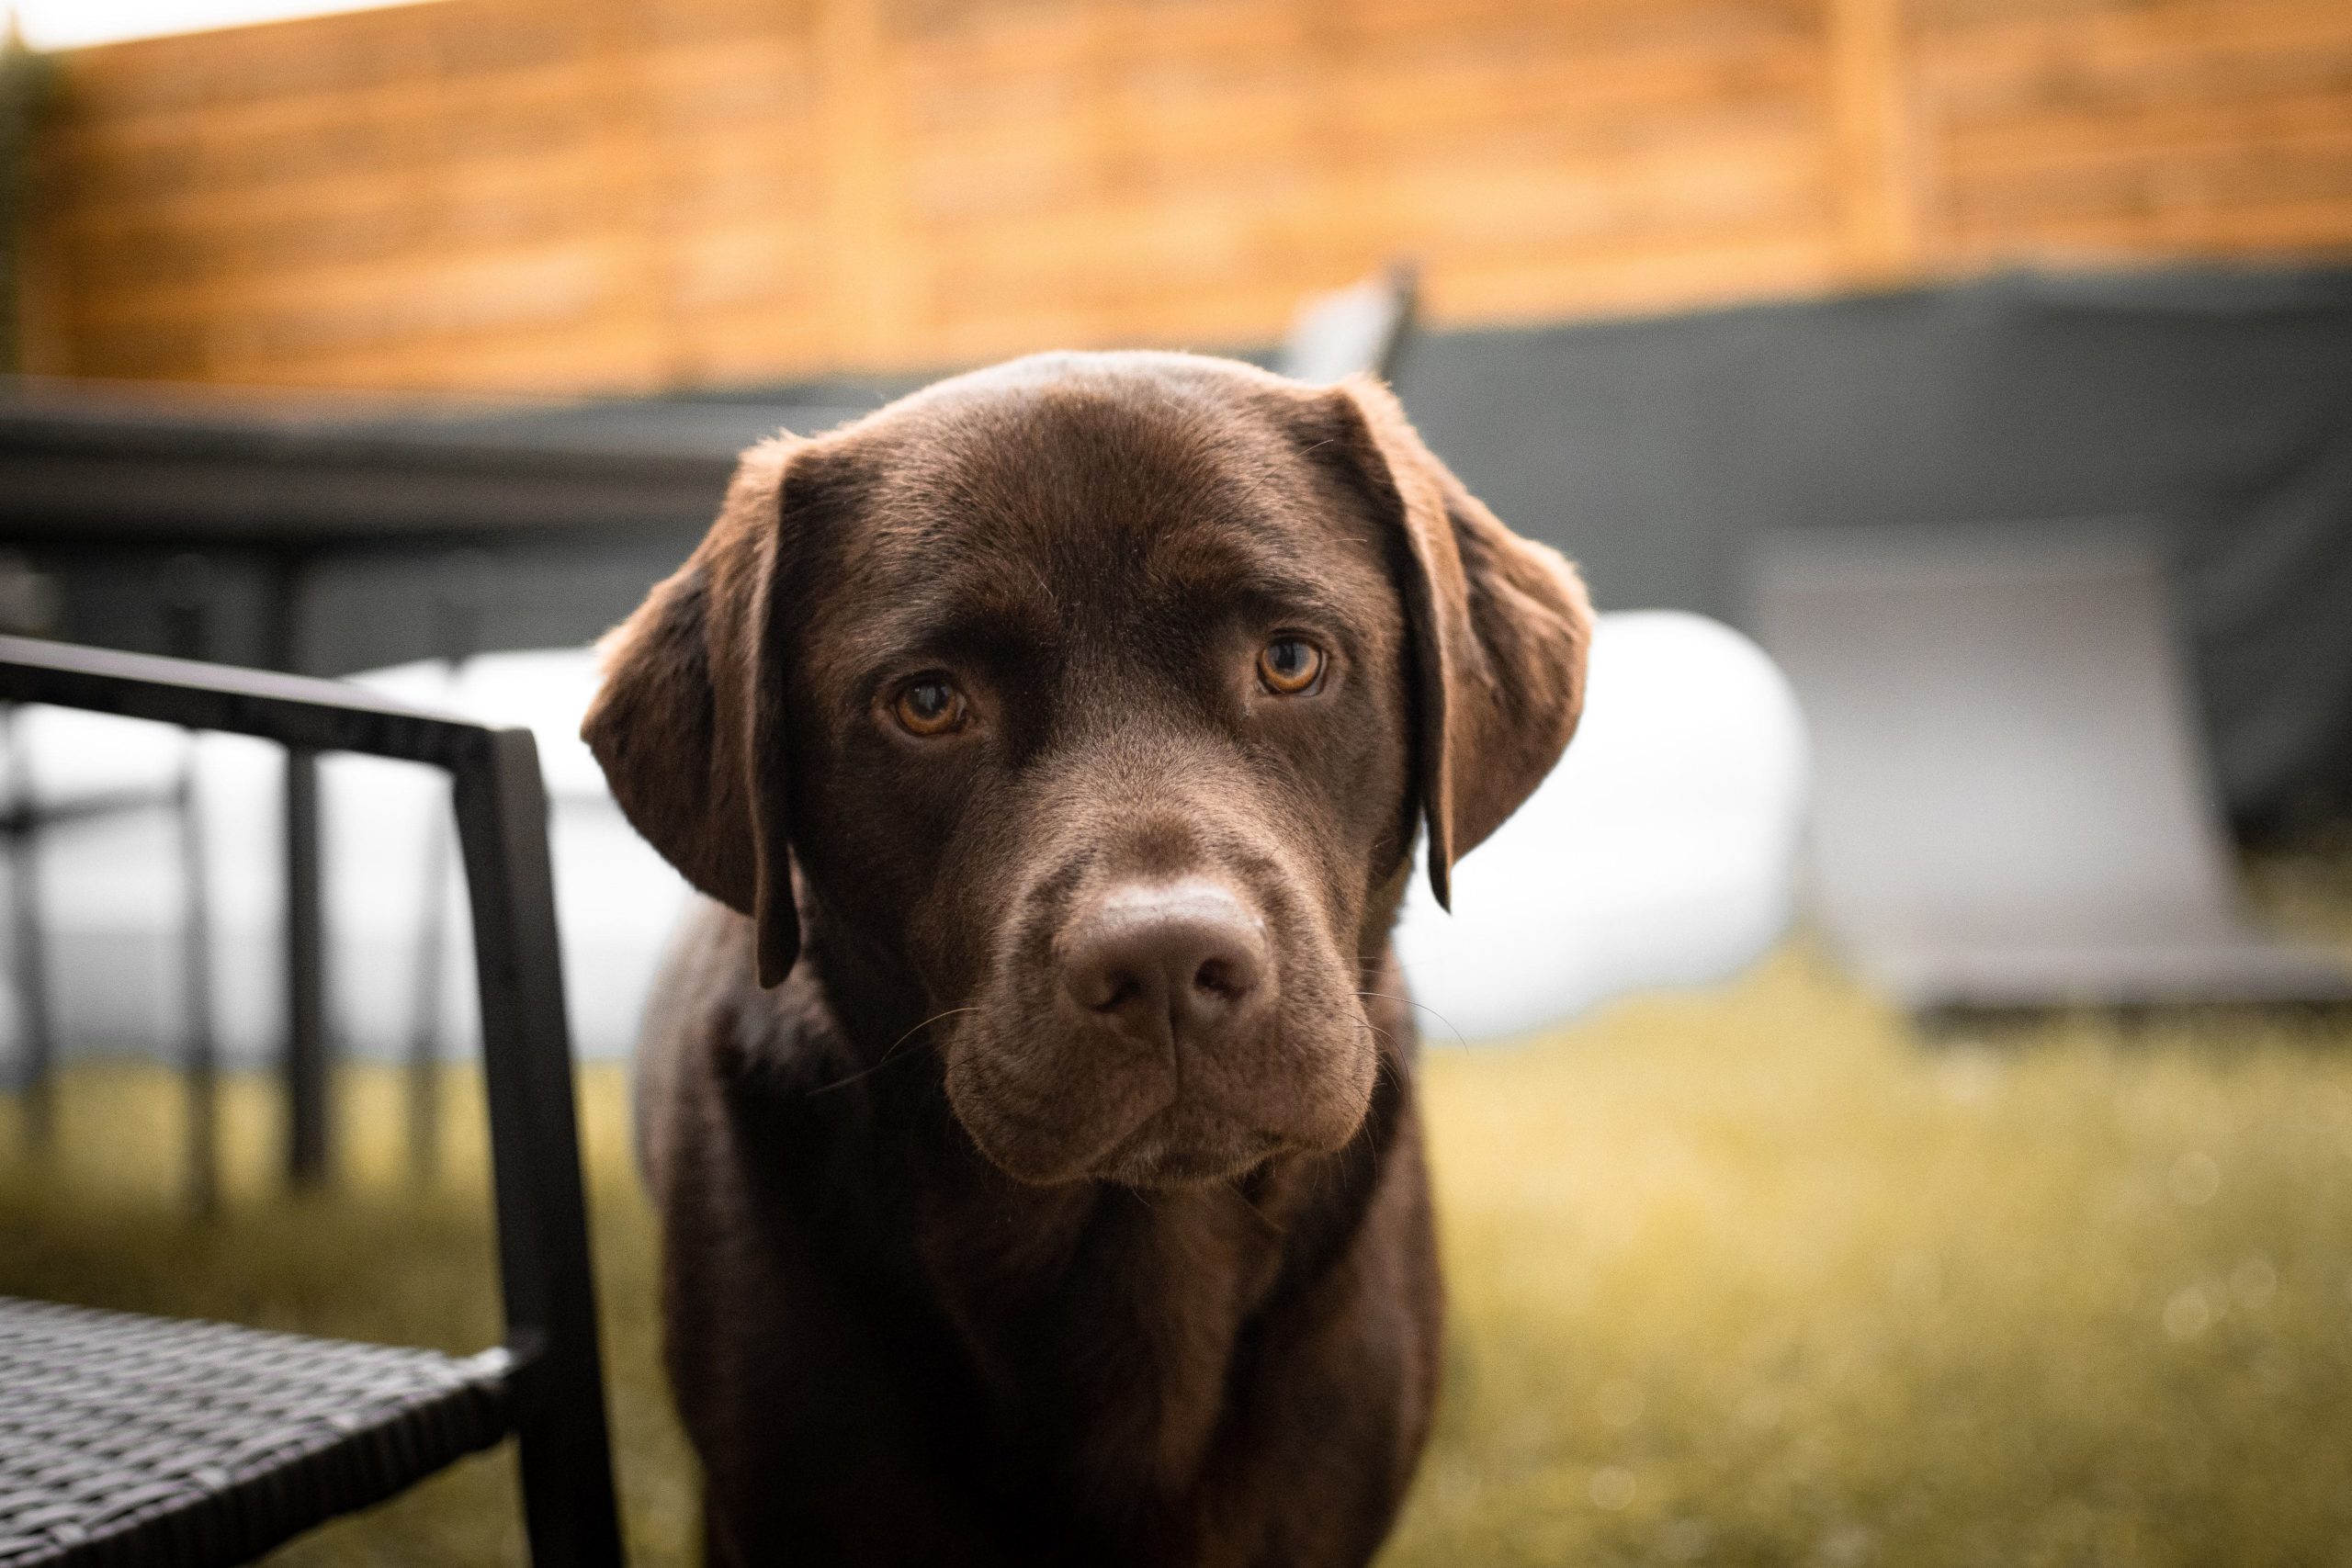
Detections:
[7, 912, 2352, 1565]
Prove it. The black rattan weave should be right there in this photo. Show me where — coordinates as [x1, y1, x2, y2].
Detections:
[0, 1296, 512, 1568]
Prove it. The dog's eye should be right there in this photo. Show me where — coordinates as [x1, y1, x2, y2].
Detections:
[1257, 637, 1325, 695]
[894, 679, 967, 736]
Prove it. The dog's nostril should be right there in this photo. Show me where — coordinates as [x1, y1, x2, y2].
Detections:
[1095, 977, 1143, 1014]
[1193, 956, 1249, 1000]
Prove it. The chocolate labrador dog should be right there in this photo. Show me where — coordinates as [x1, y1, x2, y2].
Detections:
[583, 351, 1589, 1567]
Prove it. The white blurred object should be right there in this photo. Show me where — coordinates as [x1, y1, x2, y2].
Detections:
[1, 707, 281, 1065]
[0, 649, 684, 1068]
[336, 650, 689, 1060]
[1279, 265, 1417, 385]
[1393, 611, 1809, 1042]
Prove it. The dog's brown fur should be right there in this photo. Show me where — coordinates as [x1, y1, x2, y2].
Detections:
[584, 352, 1591, 1567]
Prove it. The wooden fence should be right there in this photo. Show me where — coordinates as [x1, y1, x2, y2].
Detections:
[21, 0, 2352, 392]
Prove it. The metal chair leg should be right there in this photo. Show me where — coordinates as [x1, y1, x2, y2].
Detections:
[457, 728, 626, 1567]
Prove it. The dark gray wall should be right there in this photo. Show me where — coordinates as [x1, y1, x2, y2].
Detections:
[1394, 266, 2352, 833]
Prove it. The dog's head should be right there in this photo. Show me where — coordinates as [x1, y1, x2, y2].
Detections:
[585, 353, 1589, 1187]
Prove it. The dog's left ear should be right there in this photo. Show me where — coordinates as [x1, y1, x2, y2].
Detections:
[582, 435, 804, 987]
[1307, 377, 1593, 908]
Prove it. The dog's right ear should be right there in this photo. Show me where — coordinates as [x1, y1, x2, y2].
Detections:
[1295, 378, 1593, 910]
[582, 435, 803, 987]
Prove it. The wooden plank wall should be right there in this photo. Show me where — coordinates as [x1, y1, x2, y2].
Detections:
[22, 0, 2352, 393]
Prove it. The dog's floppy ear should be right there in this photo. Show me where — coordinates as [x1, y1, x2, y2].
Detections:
[582, 434, 803, 987]
[1317, 377, 1593, 908]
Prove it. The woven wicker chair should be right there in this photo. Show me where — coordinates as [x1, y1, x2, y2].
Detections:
[0, 637, 625, 1568]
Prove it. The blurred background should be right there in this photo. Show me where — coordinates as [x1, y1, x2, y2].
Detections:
[2, 0, 2351, 1563]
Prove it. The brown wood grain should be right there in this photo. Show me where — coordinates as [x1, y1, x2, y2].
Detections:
[23, 0, 2352, 391]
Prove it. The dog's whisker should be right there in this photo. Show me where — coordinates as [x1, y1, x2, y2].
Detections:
[1231, 1183, 1290, 1239]
[1365, 1031, 1410, 1102]
[804, 1006, 976, 1098]
[799, 1049, 924, 1099]
[1354, 989, 1469, 1051]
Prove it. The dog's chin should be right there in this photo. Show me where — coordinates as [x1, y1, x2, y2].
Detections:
[1092, 1113, 1286, 1190]
[945, 1076, 1286, 1190]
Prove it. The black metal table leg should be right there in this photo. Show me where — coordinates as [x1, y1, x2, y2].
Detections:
[266, 551, 333, 1190]
[284, 744, 329, 1187]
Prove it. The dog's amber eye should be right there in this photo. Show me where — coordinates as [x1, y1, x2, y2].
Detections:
[894, 679, 967, 736]
[1257, 637, 1324, 695]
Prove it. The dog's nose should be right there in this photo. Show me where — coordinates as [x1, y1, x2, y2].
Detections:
[1060, 880, 1271, 1052]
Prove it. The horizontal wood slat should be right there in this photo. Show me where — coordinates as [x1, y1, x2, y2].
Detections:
[21, 0, 2352, 392]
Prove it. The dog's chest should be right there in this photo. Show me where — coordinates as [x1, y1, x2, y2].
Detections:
[910, 1175, 1296, 1495]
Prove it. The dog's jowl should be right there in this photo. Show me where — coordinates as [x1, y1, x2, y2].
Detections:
[584, 351, 1591, 1567]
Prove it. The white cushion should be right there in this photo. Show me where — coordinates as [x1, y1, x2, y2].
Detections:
[1392, 611, 1808, 1042]
[333, 652, 690, 1060]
